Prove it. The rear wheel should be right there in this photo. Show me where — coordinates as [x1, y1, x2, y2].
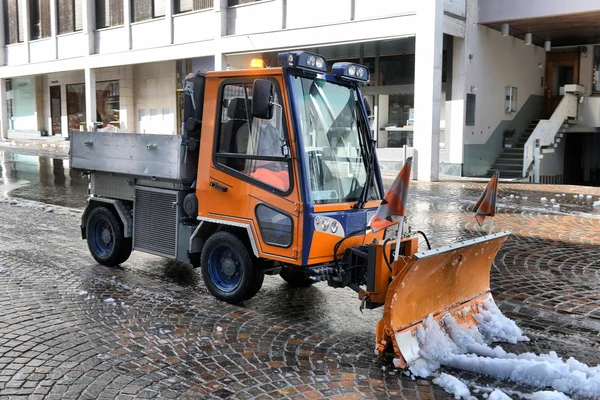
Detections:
[86, 206, 132, 266]
[280, 267, 314, 287]
[200, 232, 264, 303]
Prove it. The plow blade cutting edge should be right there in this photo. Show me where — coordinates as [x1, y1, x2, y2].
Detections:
[376, 231, 511, 368]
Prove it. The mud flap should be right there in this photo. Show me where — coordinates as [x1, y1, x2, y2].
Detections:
[375, 231, 511, 367]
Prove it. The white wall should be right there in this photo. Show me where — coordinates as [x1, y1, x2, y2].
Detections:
[465, 25, 545, 145]
[133, 61, 177, 134]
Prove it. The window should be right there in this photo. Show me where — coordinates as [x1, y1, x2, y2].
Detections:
[96, 0, 124, 28]
[174, 0, 213, 14]
[593, 46, 600, 95]
[29, 0, 51, 39]
[255, 205, 293, 247]
[4, 0, 24, 44]
[132, 0, 165, 22]
[227, 0, 261, 6]
[57, 0, 83, 34]
[66, 81, 121, 132]
[215, 82, 291, 193]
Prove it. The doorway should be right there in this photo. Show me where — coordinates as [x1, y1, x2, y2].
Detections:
[545, 52, 580, 117]
[50, 85, 61, 135]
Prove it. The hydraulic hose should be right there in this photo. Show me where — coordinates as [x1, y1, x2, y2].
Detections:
[416, 230, 432, 250]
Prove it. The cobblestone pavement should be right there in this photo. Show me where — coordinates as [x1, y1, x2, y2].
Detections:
[1, 178, 600, 399]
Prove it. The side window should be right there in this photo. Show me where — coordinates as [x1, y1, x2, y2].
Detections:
[216, 82, 291, 193]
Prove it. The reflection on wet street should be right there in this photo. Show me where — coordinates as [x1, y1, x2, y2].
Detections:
[0, 149, 88, 208]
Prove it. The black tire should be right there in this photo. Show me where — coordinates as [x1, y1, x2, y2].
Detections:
[86, 206, 132, 267]
[200, 232, 264, 303]
[280, 267, 314, 287]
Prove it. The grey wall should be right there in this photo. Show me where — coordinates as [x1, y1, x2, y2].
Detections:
[463, 94, 543, 176]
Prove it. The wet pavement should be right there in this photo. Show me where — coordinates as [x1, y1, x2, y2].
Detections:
[0, 150, 600, 399]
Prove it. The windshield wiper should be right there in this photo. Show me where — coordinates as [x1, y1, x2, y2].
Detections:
[354, 101, 375, 210]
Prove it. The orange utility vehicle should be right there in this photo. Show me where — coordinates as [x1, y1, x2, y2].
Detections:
[71, 51, 510, 368]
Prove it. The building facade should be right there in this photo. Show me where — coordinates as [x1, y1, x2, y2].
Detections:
[0, 0, 599, 184]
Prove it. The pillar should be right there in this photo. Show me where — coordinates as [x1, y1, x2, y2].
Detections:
[49, 0, 58, 58]
[124, 0, 132, 49]
[214, 0, 228, 71]
[0, 79, 7, 140]
[82, 0, 96, 54]
[84, 68, 97, 131]
[0, 0, 5, 65]
[413, 0, 443, 182]
[165, 0, 173, 44]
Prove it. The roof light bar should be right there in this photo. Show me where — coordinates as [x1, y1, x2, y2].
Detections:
[277, 51, 327, 74]
[331, 62, 370, 83]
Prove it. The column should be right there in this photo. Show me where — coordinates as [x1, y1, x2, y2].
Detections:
[446, 36, 467, 169]
[124, 0, 132, 49]
[0, 0, 5, 65]
[214, 0, 227, 71]
[413, 0, 443, 182]
[165, 0, 174, 44]
[82, 0, 96, 54]
[22, 0, 31, 62]
[85, 68, 97, 131]
[0, 79, 7, 140]
[49, 0, 58, 58]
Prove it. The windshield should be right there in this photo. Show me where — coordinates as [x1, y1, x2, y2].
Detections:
[290, 76, 380, 204]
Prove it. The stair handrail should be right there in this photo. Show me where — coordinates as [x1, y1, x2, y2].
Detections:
[522, 85, 583, 177]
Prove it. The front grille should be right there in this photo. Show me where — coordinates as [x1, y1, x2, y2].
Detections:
[134, 188, 177, 257]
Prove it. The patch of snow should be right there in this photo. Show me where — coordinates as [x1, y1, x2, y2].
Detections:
[550, 199, 556, 203]
[473, 298, 529, 344]
[540, 197, 547, 202]
[594, 201, 600, 208]
[103, 297, 115, 303]
[553, 204, 560, 209]
[586, 195, 593, 199]
[530, 391, 571, 400]
[433, 373, 475, 399]
[509, 195, 515, 199]
[0, 266, 7, 274]
[522, 197, 528, 200]
[488, 389, 511, 400]
[579, 194, 584, 198]
[216, 326, 223, 332]
[77, 290, 88, 296]
[515, 196, 520, 199]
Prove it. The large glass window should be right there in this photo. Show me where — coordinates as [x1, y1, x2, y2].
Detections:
[174, 0, 213, 14]
[4, 0, 24, 44]
[131, 0, 165, 22]
[96, 0, 124, 28]
[66, 81, 120, 132]
[57, 0, 83, 34]
[290, 76, 380, 204]
[215, 82, 291, 193]
[29, 0, 51, 39]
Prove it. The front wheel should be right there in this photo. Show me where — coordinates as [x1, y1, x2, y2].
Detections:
[86, 206, 132, 267]
[200, 232, 264, 303]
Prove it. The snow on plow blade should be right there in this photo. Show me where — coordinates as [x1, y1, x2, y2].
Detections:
[376, 231, 511, 368]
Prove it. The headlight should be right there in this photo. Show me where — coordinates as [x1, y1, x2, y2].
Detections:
[307, 55, 316, 68]
[356, 67, 366, 79]
[321, 220, 330, 231]
[348, 65, 356, 76]
[330, 221, 338, 233]
[314, 216, 321, 225]
[315, 57, 325, 70]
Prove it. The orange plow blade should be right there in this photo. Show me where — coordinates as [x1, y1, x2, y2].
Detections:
[376, 231, 511, 368]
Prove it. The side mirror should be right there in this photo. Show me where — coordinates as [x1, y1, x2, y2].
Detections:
[252, 79, 274, 119]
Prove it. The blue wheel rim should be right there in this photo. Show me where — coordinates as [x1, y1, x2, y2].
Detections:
[91, 216, 114, 258]
[208, 245, 242, 292]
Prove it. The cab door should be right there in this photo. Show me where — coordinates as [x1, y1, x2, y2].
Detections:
[199, 76, 303, 264]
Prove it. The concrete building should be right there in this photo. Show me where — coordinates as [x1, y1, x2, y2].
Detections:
[1, 0, 599, 184]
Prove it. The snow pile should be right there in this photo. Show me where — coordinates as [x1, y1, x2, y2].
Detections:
[78, 290, 88, 296]
[404, 299, 600, 399]
[593, 201, 600, 208]
[586, 195, 593, 199]
[530, 391, 571, 400]
[540, 197, 547, 202]
[103, 297, 115, 303]
[488, 389, 511, 400]
[0, 266, 7, 274]
[433, 373, 475, 399]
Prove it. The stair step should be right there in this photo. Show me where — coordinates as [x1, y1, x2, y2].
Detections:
[542, 148, 555, 154]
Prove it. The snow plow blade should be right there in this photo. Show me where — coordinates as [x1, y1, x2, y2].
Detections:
[376, 231, 511, 368]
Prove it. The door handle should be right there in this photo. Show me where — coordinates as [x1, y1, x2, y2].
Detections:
[210, 181, 228, 192]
